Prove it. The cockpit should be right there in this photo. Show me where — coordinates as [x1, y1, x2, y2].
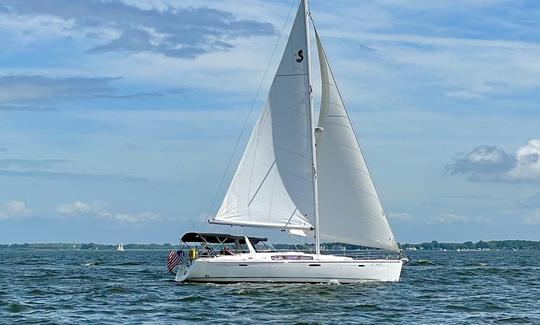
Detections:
[180, 232, 274, 257]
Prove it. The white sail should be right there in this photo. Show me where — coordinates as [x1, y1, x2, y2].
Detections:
[211, 1, 314, 230]
[315, 31, 399, 251]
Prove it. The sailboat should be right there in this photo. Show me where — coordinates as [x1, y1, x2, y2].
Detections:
[116, 244, 124, 252]
[175, 0, 403, 283]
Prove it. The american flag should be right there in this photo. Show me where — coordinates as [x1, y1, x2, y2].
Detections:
[167, 250, 182, 273]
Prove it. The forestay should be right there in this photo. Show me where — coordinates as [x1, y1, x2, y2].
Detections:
[211, 1, 314, 230]
[314, 31, 399, 251]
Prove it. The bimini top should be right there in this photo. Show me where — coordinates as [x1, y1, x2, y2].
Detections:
[180, 232, 267, 245]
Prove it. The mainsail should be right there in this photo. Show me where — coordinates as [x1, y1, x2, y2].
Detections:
[314, 31, 399, 252]
[212, 0, 399, 252]
[211, 1, 314, 230]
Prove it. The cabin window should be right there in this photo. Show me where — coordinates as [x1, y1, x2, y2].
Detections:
[235, 240, 250, 253]
[252, 241, 276, 252]
[271, 255, 313, 260]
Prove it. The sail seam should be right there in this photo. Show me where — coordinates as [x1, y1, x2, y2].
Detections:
[247, 160, 276, 207]
[275, 73, 308, 77]
[326, 114, 346, 118]
[358, 214, 393, 227]
[326, 161, 371, 177]
[325, 120, 354, 131]
[344, 186, 380, 202]
[280, 105, 310, 117]
[278, 169, 313, 184]
[326, 101, 347, 108]
[273, 144, 310, 160]
[274, 79, 310, 94]
[284, 208, 298, 228]
[245, 138, 312, 162]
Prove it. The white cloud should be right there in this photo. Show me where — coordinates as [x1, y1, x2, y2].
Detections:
[507, 139, 540, 182]
[435, 213, 491, 224]
[447, 139, 540, 183]
[389, 212, 412, 220]
[112, 211, 160, 223]
[56, 200, 160, 223]
[436, 213, 468, 224]
[0, 200, 32, 219]
[2, 0, 536, 110]
[57, 200, 91, 215]
[314, 28, 540, 108]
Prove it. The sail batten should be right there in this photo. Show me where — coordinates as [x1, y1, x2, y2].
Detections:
[314, 30, 399, 252]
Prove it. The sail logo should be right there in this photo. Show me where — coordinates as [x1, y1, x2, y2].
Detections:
[295, 49, 304, 63]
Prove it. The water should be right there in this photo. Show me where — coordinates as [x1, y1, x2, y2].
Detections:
[0, 250, 539, 324]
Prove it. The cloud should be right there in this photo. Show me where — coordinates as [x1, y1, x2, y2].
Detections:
[0, 75, 166, 107]
[57, 200, 91, 215]
[0, 105, 59, 112]
[435, 213, 490, 224]
[389, 212, 412, 220]
[0, 75, 115, 103]
[0, 200, 32, 219]
[441, 194, 501, 201]
[507, 139, 540, 182]
[436, 213, 468, 224]
[318, 26, 540, 108]
[446, 139, 540, 183]
[0, 159, 68, 170]
[166, 87, 187, 95]
[445, 145, 515, 180]
[0, 0, 274, 58]
[56, 200, 160, 223]
[110, 211, 160, 223]
[0, 169, 153, 184]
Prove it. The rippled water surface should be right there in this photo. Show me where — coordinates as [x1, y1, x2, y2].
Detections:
[0, 249, 539, 324]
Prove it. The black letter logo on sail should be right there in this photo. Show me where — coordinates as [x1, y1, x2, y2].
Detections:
[295, 49, 304, 63]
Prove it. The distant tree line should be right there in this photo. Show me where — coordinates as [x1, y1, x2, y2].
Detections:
[1, 240, 539, 250]
[272, 240, 540, 251]
[400, 240, 540, 251]
[0, 243, 174, 250]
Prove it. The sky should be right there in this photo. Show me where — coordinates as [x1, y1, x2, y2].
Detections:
[0, 0, 539, 244]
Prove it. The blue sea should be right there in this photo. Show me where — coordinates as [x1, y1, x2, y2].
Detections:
[0, 249, 539, 324]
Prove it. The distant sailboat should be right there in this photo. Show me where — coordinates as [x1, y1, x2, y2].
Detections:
[116, 244, 124, 252]
[175, 0, 403, 283]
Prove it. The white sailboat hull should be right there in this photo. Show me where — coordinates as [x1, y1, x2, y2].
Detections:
[175, 253, 402, 283]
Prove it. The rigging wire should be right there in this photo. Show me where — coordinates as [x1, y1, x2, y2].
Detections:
[201, 0, 298, 231]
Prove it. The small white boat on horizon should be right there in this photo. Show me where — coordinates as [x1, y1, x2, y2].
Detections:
[175, 0, 404, 283]
[116, 244, 124, 252]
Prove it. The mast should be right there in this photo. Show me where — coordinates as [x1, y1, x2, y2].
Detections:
[303, 0, 320, 256]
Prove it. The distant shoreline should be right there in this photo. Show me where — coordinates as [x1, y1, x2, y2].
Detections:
[1, 240, 539, 251]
